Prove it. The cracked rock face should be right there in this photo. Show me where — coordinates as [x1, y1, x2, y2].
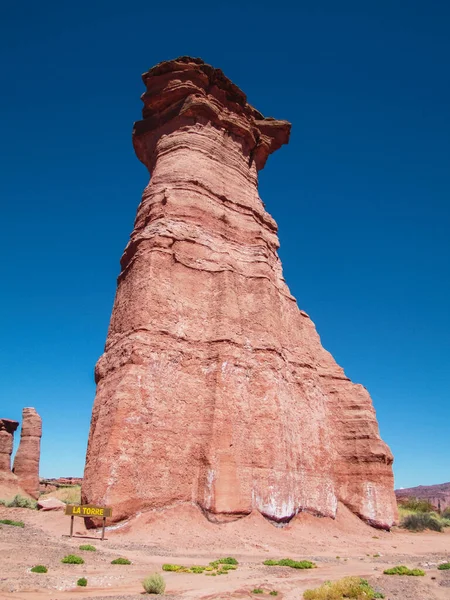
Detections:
[82, 57, 397, 529]
[13, 408, 42, 499]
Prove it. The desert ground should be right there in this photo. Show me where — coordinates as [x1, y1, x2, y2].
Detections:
[1, 499, 449, 600]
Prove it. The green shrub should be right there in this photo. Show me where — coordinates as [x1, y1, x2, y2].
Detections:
[383, 565, 425, 576]
[162, 563, 183, 571]
[303, 577, 384, 599]
[216, 557, 238, 565]
[189, 566, 205, 573]
[111, 557, 131, 565]
[399, 498, 434, 512]
[30, 565, 47, 573]
[263, 558, 316, 569]
[270, 592, 279, 596]
[401, 513, 443, 532]
[0, 519, 24, 527]
[61, 554, 84, 564]
[79, 544, 96, 551]
[163, 560, 238, 575]
[77, 577, 87, 587]
[442, 507, 450, 519]
[252, 590, 264, 594]
[438, 563, 450, 570]
[209, 557, 238, 568]
[6, 495, 37, 509]
[142, 573, 166, 594]
[384, 566, 410, 575]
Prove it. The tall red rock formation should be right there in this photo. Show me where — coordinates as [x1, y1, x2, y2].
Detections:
[0, 419, 19, 491]
[13, 408, 42, 499]
[83, 57, 397, 529]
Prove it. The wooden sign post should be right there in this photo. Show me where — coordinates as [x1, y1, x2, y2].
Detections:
[65, 504, 112, 540]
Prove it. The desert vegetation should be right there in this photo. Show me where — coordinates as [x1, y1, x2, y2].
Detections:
[383, 565, 425, 576]
[398, 497, 450, 531]
[61, 554, 84, 564]
[142, 573, 166, 594]
[0, 495, 37, 509]
[303, 577, 384, 599]
[79, 544, 96, 551]
[111, 557, 131, 564]
[263, 558, 316, 569]
[0, 518, 24, 527]
[398, 498, 434, 513]
[162, 557, 238, 575]
[76, 577, 87, 586]
[30, 565, 47, 573]
[39, 485, 81, 505]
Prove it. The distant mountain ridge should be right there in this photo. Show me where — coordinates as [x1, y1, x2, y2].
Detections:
[395, 482, 450, 511]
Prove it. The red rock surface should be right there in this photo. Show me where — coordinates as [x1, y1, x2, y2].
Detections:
[396, 482, 450, 512]
[83, 57, 397, 529]
[0, 419, 19, 474]
[0, 419, 20, 495]
[13, 408, 42, 499]
[37, 497, 66, 511]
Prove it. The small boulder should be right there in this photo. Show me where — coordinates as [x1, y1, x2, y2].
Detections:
[37, 498, 66, 511]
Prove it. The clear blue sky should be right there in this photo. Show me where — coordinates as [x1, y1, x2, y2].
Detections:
[1, 1, 448, 488]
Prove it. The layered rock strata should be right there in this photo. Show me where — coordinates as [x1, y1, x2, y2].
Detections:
[13, 408, 42, 499]
[0, 419, 19, 481]
[396, 483, 450, 512]
[83, 57, 397, 529]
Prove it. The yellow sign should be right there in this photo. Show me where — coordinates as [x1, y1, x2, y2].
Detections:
[65, 504, 112, 518]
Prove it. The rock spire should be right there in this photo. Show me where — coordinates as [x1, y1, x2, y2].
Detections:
[82, 57, 397, 529]
[13, 407, 42, 499]
[0, 419, 19, 484]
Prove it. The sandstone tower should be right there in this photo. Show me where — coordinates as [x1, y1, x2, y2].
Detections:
[82, 57, 397, 529]
[13, 407, 42, 499]
[0, 418, 19, 491]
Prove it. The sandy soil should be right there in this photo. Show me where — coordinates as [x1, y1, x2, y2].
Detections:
[1, 503, 449, 600]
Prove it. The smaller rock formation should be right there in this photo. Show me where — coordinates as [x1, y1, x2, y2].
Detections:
[0, 419, 19, 495]
[13, 408, 42, 499]
[37, 497, 66, 511]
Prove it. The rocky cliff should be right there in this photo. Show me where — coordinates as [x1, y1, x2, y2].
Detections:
[82, 57, 397, 529]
